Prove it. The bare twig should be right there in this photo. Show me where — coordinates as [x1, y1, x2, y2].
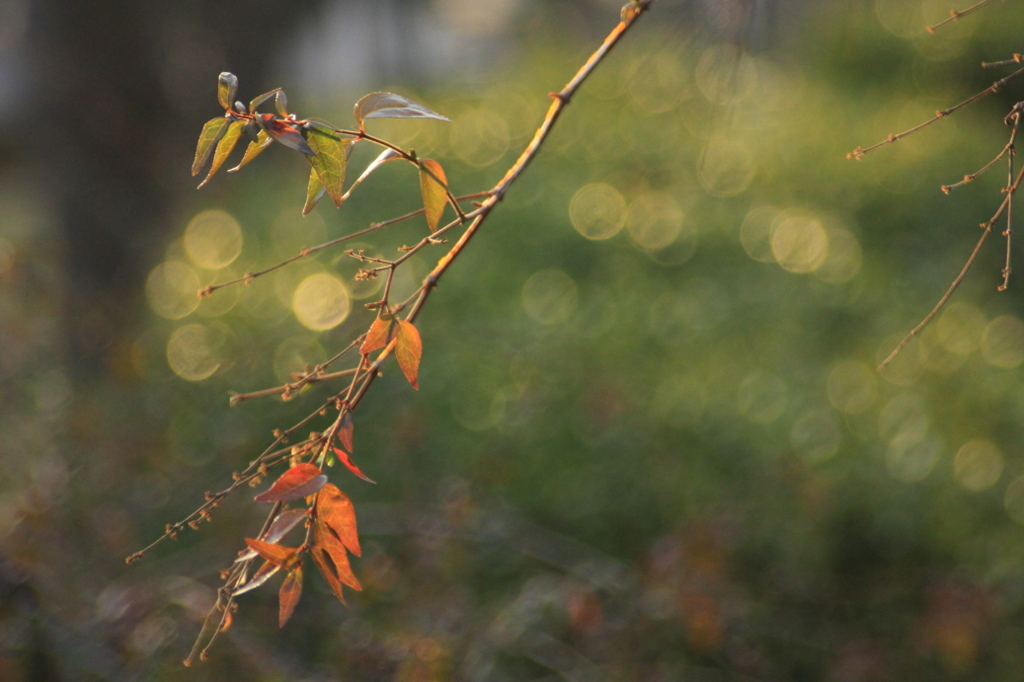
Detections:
[927, 0, 999, 34]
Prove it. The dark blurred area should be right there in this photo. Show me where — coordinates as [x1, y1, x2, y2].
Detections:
[7, 0, 1024, 679]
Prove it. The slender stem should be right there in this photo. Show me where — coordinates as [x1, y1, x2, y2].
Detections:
[927, 0, 999, 33]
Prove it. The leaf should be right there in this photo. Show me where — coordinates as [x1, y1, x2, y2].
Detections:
[278, 567, 303, 627]
[316, 483, 362, 555]
[275, 89, 289, 117]
[337, 412, 354, 454]
[418, 159, 448, 233]
[217, 72, 238, 110]
[313, 522, 361, 590]
[198, 119, 245, 188]
[303, 118, 352, 208]
[254, 463, 327, 503]
[353, 92, 450, 126]
[249, 88, 280, 113]
[310, 547, 347, 604]
[303, 167, 328, 216]
[259, 114, 315, 155]
[228, 130, 272, 172]
[342, 148, 400, 202]
[395, 320, 423, 390]
[244, 538, 300, 569]
[332, 448, 375, 484]
[359, 314, 396, 355]
[232, 559, 280, 596]
[192, 117, 230, 176]
[234, 509, 308, 562]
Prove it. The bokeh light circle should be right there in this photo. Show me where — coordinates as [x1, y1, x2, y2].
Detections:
[981, 315, 1024, 368]
[790, 409, 841, 464]
[827, 360, 878, 414]
[166, 324, 223, 381]
[570, 183, 627, 240]
[273, 336, 327, 384]
[740, 206, 780, 263]
[451, 108, 509, 168]
[771, 214, 828, 274]
[695, 44, 757, 105]
[184, 209, 243, 270]
[954, 439, 1003, 492]
[697, 137, 756, 197]
[1005, 477, 1024, 525]
[886, 432, 941, 483]
[522, 269, 578, 326]
[737, 371, 787, 424]
[937, 302, 986, 355]
[146, 261, 201, 320]
[292, 273, 351, 331]
[626, 191, 684, 251]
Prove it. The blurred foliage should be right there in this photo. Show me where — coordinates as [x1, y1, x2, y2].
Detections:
[9, 0, 1024, 679]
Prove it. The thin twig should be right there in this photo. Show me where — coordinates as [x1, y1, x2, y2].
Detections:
[848, 65, 1024, 160]
[927, 0, 999, 34]
[878, 162, 1024, 370]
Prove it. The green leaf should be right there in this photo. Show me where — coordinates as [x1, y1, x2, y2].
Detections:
[192, 117, 230, 176]
[302, 167, 328, 216]
[197, 119, 245, 188]
[228, 130, 272, 172]
[353, 92, 450, 126]
[418, 158, 448, 233]
[303, 118, 352, 208]
[249, 88, 280, 113]
[217, 72, 238, 110]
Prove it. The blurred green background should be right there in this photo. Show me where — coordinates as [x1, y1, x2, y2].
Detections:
[7, 0, 1024, 679]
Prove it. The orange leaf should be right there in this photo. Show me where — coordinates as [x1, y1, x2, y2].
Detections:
[314, 521, 362, 591]
[310, 547, 346, 604]
[254, 463, 327, 503]
[316, 484, 361, 555]
[395, 319, 422, 390]
[278, 567, 303, 627]
[244, 539, 299, 569]
[360, 314, 396, 355]
[418, 159, 448, 233]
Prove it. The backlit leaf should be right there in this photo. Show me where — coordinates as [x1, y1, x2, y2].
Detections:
[244, 538, 299, 569]
[360, 314, 396, 355]
[342, 148, 400, 202]
[234, 509, 308, 563]
[254, 463, 327, 503]
[418, 158, 448, 233]
[354, 92, 450, 126]
[198, 119, 245, 188]
[275, 90, 289, 117]
[396, 320, 423, 390]
[259, 114, 315, 155]
[314, 522, 361, 590]
[337, 412, 354, 454]
[303, 167, 328, 216]
[303, 118, 352, 208]
[278, 567, 303, 627]
[232, 559, 280, 596]
[249, 88, 280, 113]
[217, 72, 238, 110]
[316, 483, 361, 555]
[310, 547, 346, 604]
[228, 130, 272, 172]
[192, 117, 229, 176]
[332, 448, 375, 484]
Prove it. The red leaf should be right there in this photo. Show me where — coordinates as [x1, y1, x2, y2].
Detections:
[278, 567, 303, 627]
[395, 320, 422, 390]
[337, 412, 354, 454]
[310, 547, 346, 604]
[244, 538, 299, 569]
[254, 463, 327, 503]
[360, 314, 396, 355]
[259, 113, 315, 156]
[332, 447, 375, 484]
[316, 484, 361, 555]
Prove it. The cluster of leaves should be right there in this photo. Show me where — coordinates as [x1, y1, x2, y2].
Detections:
[192, 72, 453, 226]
